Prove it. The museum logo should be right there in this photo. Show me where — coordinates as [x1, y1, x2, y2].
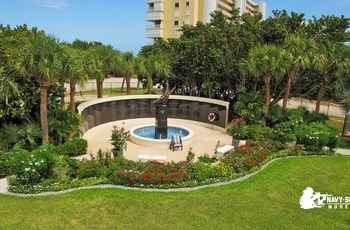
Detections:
[299, 187, 349, 209]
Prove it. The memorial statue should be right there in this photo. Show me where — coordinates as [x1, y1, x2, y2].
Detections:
[152, 80, 176, 139]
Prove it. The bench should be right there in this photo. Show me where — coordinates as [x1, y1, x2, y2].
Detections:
[216, 145, 234, 158]
[137, 154, 167, 162]
[170, 134, 183, 151]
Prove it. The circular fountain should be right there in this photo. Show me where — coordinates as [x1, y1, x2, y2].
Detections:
[130, 124, 194, 147]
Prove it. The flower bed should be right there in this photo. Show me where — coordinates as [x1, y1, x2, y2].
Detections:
[5, 143, 335, 194]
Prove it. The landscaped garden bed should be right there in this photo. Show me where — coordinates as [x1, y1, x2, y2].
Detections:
[0, 106, 341, 194]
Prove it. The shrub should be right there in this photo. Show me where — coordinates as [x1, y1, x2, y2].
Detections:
[110, 169, 185, 186]
[76, 159, 102, 179]
[53, 138, 87, 156]
[53, 155, 79, 179]
[295, 122, 339, 151]
[0, 151, 20, 178]
[198, 153, 218, 164]
[193, 162, 216, 182]
[213, 162, 234, 178]
[234, 145, 269, 170]
[11, 145, 55, 184]
[222, 155, 244, 173]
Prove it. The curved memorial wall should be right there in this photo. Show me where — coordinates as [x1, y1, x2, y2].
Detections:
[78, 95, 230, 133]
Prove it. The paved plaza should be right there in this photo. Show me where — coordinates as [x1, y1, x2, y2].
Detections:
[83, 118, 232, 162]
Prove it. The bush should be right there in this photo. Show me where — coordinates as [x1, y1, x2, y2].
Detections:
[0, 151, 19, 178]
[295, 122, 339, 151]
[198, 153, 218, 164]
[234, 145, 269, 170]
[193, 162, 216, 182]
[222, 155, 244, 173]
[213, 162, 234, 178]
[53, 155, 79, 179]
[53, 138, 87, 156]
[76, 159, 103, 179]
[10, 145, 55, 184]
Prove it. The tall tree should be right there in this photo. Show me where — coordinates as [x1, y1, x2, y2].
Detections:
[90, 45, 119, 98]
[315, 42, 350, 113]
[119, 52, 136, 95]
[242, 44, 291, 115]
[282, 36, 316, 108]
[137, 55, 171, 94]
[14, 32, 62, 144]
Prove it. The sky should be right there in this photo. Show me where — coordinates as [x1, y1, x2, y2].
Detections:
[1, 0, 350, 54]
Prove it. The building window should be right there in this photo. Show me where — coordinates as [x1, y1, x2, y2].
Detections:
[175, 2, 179, 7]
[185, 20, 190, 25]
[185, 10, 190, 16]
[174, 11, 180, 17]
[174, 29, 179, 35]
[186, 2, 190, 6]
[174, 20, 179, 26]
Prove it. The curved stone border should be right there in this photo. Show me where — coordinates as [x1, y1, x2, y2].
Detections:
[2, 156, 294, 197]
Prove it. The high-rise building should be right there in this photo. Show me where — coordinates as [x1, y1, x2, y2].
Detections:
[146, 0, 266, 42]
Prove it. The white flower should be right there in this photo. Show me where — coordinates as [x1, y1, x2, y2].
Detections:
[25, 168, 30, 171]
[35, 162, 40, 166]
[21, 161, 24, 163]
[31, 155, 34, 157]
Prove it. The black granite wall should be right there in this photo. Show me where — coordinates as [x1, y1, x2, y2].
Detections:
[81, 98, 227, 132]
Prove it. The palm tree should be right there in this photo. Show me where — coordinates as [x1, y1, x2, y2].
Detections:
[14, 32, 62, 144]
[66, 48, 87, 111]
[0, 67, 21, 106]
[57, 44, 84, 110]
[119, 52, 137, 95]
[90, 45, 119, 98]
[243, 44, 291, 115]
[315, 42, 349, 113]
[282, 36, 316, 109]
[233, 92, 266, 122]
[137, 55, 171, 94]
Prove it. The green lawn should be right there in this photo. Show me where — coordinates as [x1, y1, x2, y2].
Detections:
[1, 155, 349, 229]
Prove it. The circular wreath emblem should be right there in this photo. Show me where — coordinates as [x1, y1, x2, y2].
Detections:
[208, 112, 217, 122]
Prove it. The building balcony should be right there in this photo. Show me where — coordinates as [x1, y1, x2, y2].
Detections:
[146, 0, 164, 4]
[146, 11, 164, 21]
[147, 5, 164, 12]
[218, 1, 232, 12]
[146, 27, 163, 38]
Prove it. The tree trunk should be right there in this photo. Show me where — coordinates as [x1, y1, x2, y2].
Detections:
[315, 73, 333, 113]
[60, 82, 65, 109]
[283, 65, 295, 109]
[121, 77, 126, 92]
[70, 82, 76, 112]
[147, 75, 152, 94]
[264, 73, 271, 116]
[39, 83, 50, 144]
[126, 75, 131, 95]
[97, 79, 104, 98]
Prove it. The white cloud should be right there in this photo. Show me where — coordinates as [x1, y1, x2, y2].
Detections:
[22, 0, 68, 9]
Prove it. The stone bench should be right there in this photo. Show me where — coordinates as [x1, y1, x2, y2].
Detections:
[137, 154, 167, 162]
[216, 145, 234, 158]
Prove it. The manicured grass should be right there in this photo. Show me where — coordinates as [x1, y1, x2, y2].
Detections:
[1, 155, 349, 229]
